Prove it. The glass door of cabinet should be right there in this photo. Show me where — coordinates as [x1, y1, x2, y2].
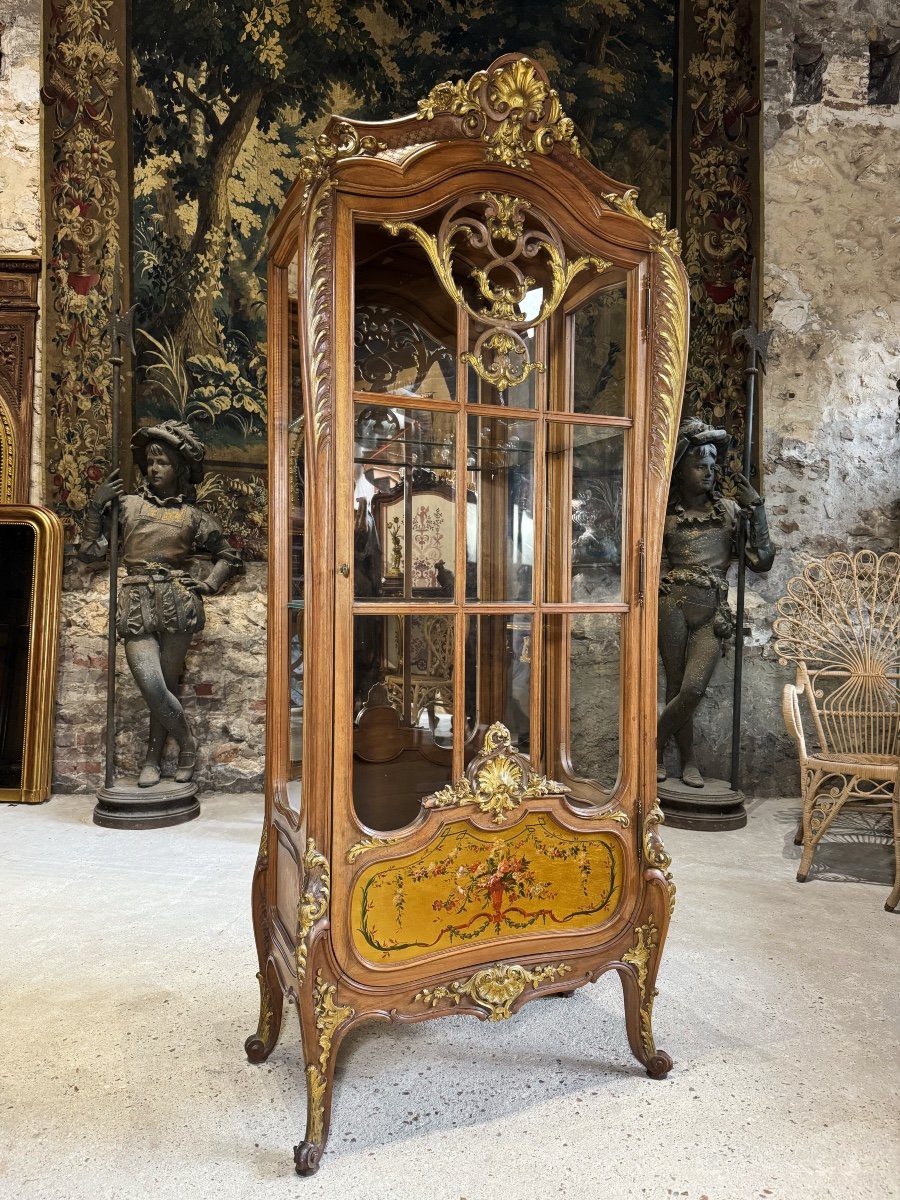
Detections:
[340, 197, 641, 834]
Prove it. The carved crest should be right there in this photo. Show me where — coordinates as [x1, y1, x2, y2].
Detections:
[422, 721, 569, 824]
[417, 56, 581, 170]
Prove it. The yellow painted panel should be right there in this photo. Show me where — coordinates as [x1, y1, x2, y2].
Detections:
[351, 813, 624, 965]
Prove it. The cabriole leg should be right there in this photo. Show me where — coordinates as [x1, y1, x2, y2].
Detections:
[294, 970, 354, 1176]
[245, 962, 284, 1063]
[618, 906, 673, 1080]
[245, 825, 283, 1061]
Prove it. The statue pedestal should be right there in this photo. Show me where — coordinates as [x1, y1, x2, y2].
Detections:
[658, 776, 746, 831]
[94, 779, 200, 829]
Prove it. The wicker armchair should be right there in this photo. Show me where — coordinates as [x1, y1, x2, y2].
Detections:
[773, 550, 900, 912]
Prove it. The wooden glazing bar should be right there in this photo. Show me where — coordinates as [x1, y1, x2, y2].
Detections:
[452, 306, 468, 782]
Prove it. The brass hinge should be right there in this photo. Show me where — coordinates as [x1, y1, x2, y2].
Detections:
[638, 539, 646, 606]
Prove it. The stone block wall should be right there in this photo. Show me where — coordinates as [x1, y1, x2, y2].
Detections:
[54, 562, 267, 794]
[681, 0, 900, 796]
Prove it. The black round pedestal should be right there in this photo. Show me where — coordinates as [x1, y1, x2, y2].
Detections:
[658, 775, 746, 831]
[94, 779, 200, 829]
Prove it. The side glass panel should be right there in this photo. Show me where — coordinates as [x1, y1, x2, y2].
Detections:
[354, 403, 457, 602]
[465, 415, 535, 602]
[569, 613, 621, 791]
[571, 283, 628, 416]
[352, 614, 454, 831]
[545, 422, 626, 604]
[287, 258, 303, 794]
[464, 614, 532, 758]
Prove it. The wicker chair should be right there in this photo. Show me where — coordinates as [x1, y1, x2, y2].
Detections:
[773, 550, 900, 912]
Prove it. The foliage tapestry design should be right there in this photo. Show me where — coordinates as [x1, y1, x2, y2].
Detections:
[42, 0, 123, 542]
[679, 0, 762, 465]
[129, 0, 677, 557]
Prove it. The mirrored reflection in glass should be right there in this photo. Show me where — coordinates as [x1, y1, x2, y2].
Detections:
[546, 423, 625, 603]
[569, 613, 621, 791]
[572, 284, 628, 416]
[354, 303, 456, 401]
[353, 403, 456, 602]
[288, 605, 303, 798]
[464, 614, 532, 760]
[352, 615, 454, 831]
[465, 415, 535, 602]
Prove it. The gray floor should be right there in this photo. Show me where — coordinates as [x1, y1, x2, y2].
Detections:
[0, 795, 897, 1200]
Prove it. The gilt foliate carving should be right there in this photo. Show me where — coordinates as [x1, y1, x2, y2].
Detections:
[346, 836, 400, 865]
[416, 962, 572, 1021]
[304, 971, 354, 1146]
[417, 57, 580, 170]
[643, 802, 676, 913]
[622, 917, 661, 1058]
[305, 183, 334, 457]
[295, 838, 330, 985]
[602, 189, 682, 255]
[297, 121, 386, 210]
[422, 722, 569, 824]
[599, 193, 686, 498]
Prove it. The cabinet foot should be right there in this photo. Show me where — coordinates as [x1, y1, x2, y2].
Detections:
[293, 1141, 322, 1176]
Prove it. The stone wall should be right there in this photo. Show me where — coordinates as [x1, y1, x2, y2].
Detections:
[680, 0, 900, 796]
[54, 561, 267, 794]
[0, 0, 43, 498]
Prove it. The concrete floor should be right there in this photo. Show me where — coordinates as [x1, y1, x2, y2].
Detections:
[0, 795, 897, 1200]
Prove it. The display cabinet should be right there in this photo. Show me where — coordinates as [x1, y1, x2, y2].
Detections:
[248, 55, 688, 1175]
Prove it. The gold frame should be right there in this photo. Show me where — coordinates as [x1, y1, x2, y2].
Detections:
[0, 506, 64, 803]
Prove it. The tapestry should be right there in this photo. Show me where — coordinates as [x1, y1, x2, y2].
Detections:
[43, 3, 766, 553]
[43, 0, 678, 557]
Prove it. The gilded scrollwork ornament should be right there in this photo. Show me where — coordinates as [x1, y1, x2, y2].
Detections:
[346, 835, 400, 865]
[385, 192, 608, 391]
[417, 57, 580, 170]
[296, 121, 386, 211]
[602, 189, 682, 255]
[422, 722, 569, 824]
[295, 838, 330, 985]
[416, 962, 572, 1021]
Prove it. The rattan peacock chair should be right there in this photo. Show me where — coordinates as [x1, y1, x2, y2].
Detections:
[773, 549, 900, 912]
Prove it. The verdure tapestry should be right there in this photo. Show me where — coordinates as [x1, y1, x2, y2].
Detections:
[42, 1, 763, 557]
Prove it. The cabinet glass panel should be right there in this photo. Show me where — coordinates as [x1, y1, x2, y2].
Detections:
[546, 423, 626, 604]
[569, 612, 621, 791]
[465, 415, 535, 602]
[354, 403, 456, 602]
[287, 256, 303, 800]
[464, 614, 532, 758]
[571, 283, 628, 417]
[288, 603, 303, 787]
[353, 221, 457, 402]
[289, 258, 304, 603]
[352, 614, 454, 831]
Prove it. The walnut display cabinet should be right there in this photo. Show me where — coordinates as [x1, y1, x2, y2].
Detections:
[248, 55, 688, 1175]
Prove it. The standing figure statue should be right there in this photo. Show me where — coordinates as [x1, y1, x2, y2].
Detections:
[79, 421, 240, 787]
[657, 417, 775, 788]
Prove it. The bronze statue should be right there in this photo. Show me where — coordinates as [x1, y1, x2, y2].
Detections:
[657, 417, 775, 788]
[79, 421, 240, 787]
